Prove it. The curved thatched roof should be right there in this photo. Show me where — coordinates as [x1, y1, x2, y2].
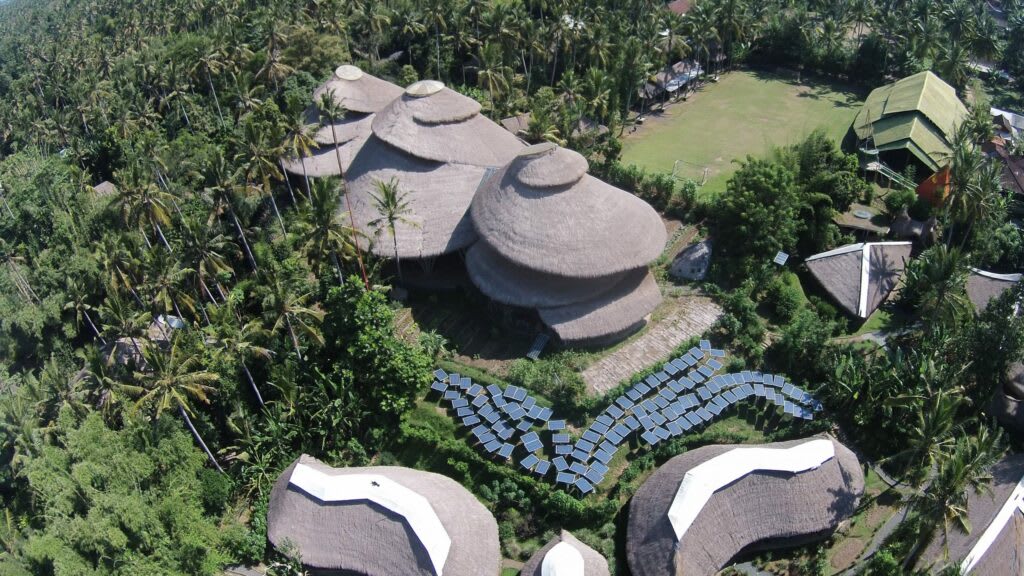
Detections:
[267, 455, 500, 576]
[311, 65, 404, 115]
[280, 130, 365, 178]
[918, 453, 1024, 574]
[471, 143, 666, 278]
[466, 242, 631, 308]
[992, 362, 1024, 438]
[345, 136, 486, 258]
[371, 80, 523, 166]
[538, 269, 661, 345]
[311, 111, 375, 147]
[626, 436, 863, 576]
[519, 530, 611, 576]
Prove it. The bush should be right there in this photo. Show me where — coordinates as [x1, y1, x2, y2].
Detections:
[764, 277, 803, 324]
[506, 358, 586, 414]
[883, 188, 916, 216]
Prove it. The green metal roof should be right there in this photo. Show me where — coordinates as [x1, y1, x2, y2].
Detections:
[852, 71, 967, 169]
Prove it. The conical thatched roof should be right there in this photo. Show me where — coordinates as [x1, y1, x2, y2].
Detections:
[280, 134, 364, 178]
[312, 112, 375, 147]
[311, 64, 405, 115]
[466, 242, 632, 308]
[626, 436, 863, 576]
[371, 80, 524, 166]
[267, 455, 500, 576]
[918, 453, 1024, 575]
[805, 242, 913, 318]
[538, 270, 661, 345]
[519, 530, 611, 576]
[345, 136, 487, 259]
[471, 143, 666, 278]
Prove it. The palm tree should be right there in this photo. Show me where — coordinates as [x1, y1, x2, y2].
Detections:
[205, 309, 271, 408]
[281, 109, 317, 201]
[477, 42, 511, 113]
[78, 344, 137, 421]
[901, 244, 970, 325]
[297, 178, 358, 284]
[206, 154, 258, 273]
[181, 219, 237, 305]
[317, 93, 369, 288]
[133, 337, 224, 473]
[238, 123, 287, 236]
[98, 290, 151, 362]
[64, 278, 106, 344]
[261, 275, 324, 362]
[368, 177, 417, 281]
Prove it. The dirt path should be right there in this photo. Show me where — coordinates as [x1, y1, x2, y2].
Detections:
[581, 295, 723, 395]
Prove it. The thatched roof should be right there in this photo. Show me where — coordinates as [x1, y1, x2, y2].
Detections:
[471, 143, 666, 278]
[967, 268, 1021, 313]
[311, 65, 404, 115]
[519, 530, 610, 576]
[345, 136, 487, 259]
[281, 140, 361, 178]
[805, 242, 913, 318]
[465, 242, 633, 308]
[626, 436, 863, 576]
[918, 453, 1024, 574]
[372, 80, 523, 166]
[92, 181, 118, 197]
[538, 269, 661, 345]
[267, 455, 500, 576]
[666, 0, 692, 15]
[312, 111, 375, 147]
[992, 362, 1024, 437]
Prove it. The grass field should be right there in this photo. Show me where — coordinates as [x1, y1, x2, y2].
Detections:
[621, 69, 864, 197]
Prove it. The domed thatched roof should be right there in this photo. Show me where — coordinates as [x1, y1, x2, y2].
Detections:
[466, 242, 632, 308]
[267, 455, 500, 576]
[311, 65, 404, 115]
[371, 81, 524, 166]
[918, 453, 1024, 574]
[538, 270, 661, 345]
[626, 436, 863, 576]
[519, 530, 611, 576]
[345, 136, 487, 259]
[312, 112, 375, 147]
[281, 121, 368, 178]
[471, 143, 666, 278]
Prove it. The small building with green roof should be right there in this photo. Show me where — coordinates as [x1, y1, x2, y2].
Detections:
[851, 71, 968, 174]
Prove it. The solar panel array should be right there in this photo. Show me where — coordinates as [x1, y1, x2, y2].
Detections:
[429, 340, 822, 496]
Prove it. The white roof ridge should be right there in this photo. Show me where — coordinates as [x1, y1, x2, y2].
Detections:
[541, 541, 585, 576]
[970, 268, 1023, 282]
[289, 464, 452, 575]
[960, 471, 1024, 574]
[804, 243, 866, 262]
[666, 439, 836, 541]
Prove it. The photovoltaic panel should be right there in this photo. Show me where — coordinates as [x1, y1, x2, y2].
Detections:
[448, 373, 460, 385]
[582, 430, 600, 443]
[497, 443, 514, 458]
[556, 472, 575, 484]
[443, 390, 460, 400]
[569, 462, 588, 475]
[584, 468, 604, 485]
[710, 349, 726, 357]
[486, 384, 502, 396]
[459, 377, 471, 390]
[616, 397, 635, 410]
[456, 407, 473, 418]
[641, 430, 659, 445]
[636, 382, 651, 394]
[667, 379, 685, 394]
[548, 419, 566, 431]
[700, 339, 711, 350]
[467, 384, 483, 396]
[430, 381, 447, 392]
[522, 396, 536, 410]
[606, 430, 623, 444]
[555, 444, 572, 455]
[653, 426, 670, 440]
[591, 422, 610, 435]
[596, 414, 614, 426]
[523, 438, 543, 452]
[576, 439, 595, 452]
[484, 440, 502, 453]
[646, 375, 660, 387]
[535, 460, 551, 475]
[516, 420, 532, 432]
[593, 449, 613, 464]
[666, 420, 683, 436]
[452, 398, 469, 409]
[552, 433, 570, 444]
[654, 372, 669, 383]
[607, 405, 625, 419]
[433, 369, 448, 381]
[685, 413, 702, 427]
[696, 407, 713, 421]
[626, 389, 642, 401]
[613, 423, 630, 437]
[575, 478, 594, 494]
[599, 440, 615, 454]
[624, 415, 640, 429]
[553, 456, 569, 471]
[497, 427, 515, 440]
[650, 412, 667, 426]
[537, 407, 553, 421]
[521, 454, 539, 470]
[572, 449, 590, 462]
[590, 461, 609, 475]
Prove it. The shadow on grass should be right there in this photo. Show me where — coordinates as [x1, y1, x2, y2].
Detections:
[748, 66, 865, 107]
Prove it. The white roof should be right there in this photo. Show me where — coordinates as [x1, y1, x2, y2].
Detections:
[805, 242, 912, 318]
[666, 439, 836, 541]
[970, 267, 1023, 283]
[961, 471, 1024, 574]
[541, 541, 585, 576]
[289, 464, 452, 575]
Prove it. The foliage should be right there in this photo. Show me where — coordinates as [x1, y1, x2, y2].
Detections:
[506, 357, 586, 417]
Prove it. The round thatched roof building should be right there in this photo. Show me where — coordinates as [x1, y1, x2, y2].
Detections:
[345, 80, 524, 260]
[626, 436, 863, 576]
[281, 65, 403, 178]
[519, 530, 610, 576]
[466, 143, 666, 345]
[267, 455, 501, 576]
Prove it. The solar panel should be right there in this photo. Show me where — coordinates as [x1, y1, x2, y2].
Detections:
[697, 365, 714, 378]
[571, 449, 590, 462]
[679, 376, 695, 390]
[576, 439, 595, 452]
[553, 456, 569, 471]
[658, 388, 675, 401]
[599, 440, 615, 454]
[537, 407, 553, 421]
[607, 405, 625, 419]
[697, 387, 711, 401]
[672, 359, 689, 373]
[552, 433, 570, 444]
[535, 460, 551, 475]
[752, 384, 765, 397]
[595, 413, 614, 426]
[448, 373, 460, 385]
[556, 472, 575, 485]
[575, 478, 594, 494]
[613, 423, 630, 437]
[433, 369, 447, 381]
[636, 382, 651, 394]
[707, 402, 722, 416]
[526, 405, 543, 419]
[690, 371, 705, 384]
[521, 454, 539, 470]
[774, 374, 785, 387]
[522, 396, 536, 410]
[680, 418, 693, 431]
[513, 388, 528, 402]
[654, 371, 669, 383]
[430, 381, 447, 392]
[696, 407, 713, 421]
[685, 413, 702, 426]
[591, 422, 610, 435]
[484, 440, 502, 453]
[641, 430, 659, 445]
[523, 438, 543, 452]
[626, 389, 642, 401]
[467, 384, 483, 396]
[643, 399, 660, 412]
[710, 349, 726, 358]
[497, 427, 515, 441]
[724, 389, 737, 403]
[662, 406, 679, 421]
[663, 362, 678, 376]
[498, 443, 514, 458]
[650, 412, 668, 426]
[548, 419, 566, 431]
[472, 424, 488, 437]
[606, 430, 624, 444]
[700, 339, 711, 350]
[705, 378, 720, 394]
[707, 359, 723, 371]
[667, 379, 685, 394]
[632, 405, 648, 418]
[666, 420, 683, 436]
[492, 395, 507, 409]
[555, 444, 572, 455]
[653, 427, 670, 440]
[582, 430, 600, 443]
[483, 411, 500, 424]
[470, 396, 487, 409]
[651, 396, 668, 410]
[639, 416, 655, 430]
[508, 405, 527, 420]
[503, 385, 518, 399]
[569, 462, 588, 475]
[584, 468, 605, 485]
[485, 384, 501, 396]
[593, 449, 614, 464]
[516, 420, 532, 432]
[624, 415, 640, 430]
[782, 383, 795, 397]
[590, 461, 609, 475]
[456, 407, 473, 418]
[479, 432, 496, 444]
[646, 375, 661, 387]
[452, 398, 469, 409]
[773, 251, 789, 265]
[459, 377, 471, 390]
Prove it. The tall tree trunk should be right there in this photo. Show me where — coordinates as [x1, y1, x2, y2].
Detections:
[242, 362, 264, 407]
[393, 235, 403, 281]
[285, 313, 303, 362]
[265, 184, 287, 236]
[329, 122, 369, 289]
[179, 404, 225, 473]
[279, 159, 298, 205]
[229, 205, 258, 273]
[154, 222, 173, 252]
[301, 158, 312, 202]
[207, 69, 224, 127]
[84, 310, 107, 345]
[331, 251, 344, 285]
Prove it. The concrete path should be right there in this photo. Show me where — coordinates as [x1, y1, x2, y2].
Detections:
[582, 295, 723, 395]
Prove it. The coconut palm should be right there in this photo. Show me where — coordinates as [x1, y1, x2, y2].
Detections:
[205, 308, 272, 408]
[206, 153, 258, 273]
[368, 177, 417, 281]
[98, 290, 152, 363]
[133, 336, 223, 473]
[297, 178, 359, 284]
[281, 109, 317, 201]
[260, 275, 324, 362]
[901, 244, 970, 325]
[64, 278, 106, 344]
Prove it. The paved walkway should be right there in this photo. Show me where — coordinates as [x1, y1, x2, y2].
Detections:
[582, 295, 723, 395]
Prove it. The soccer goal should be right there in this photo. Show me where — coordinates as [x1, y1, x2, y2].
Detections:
[671, 159, 710, 186]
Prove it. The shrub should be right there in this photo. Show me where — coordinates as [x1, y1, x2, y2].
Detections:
[764, 277, 803, 324]
[883, 188, 916, 216]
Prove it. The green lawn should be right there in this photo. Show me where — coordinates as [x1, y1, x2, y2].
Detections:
[622, 69, 863, 197]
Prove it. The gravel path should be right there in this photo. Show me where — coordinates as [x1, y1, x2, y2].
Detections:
[582, 295, 723, 395]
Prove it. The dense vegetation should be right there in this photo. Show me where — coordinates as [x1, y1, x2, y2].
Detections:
[0, 0, 1023, 574]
